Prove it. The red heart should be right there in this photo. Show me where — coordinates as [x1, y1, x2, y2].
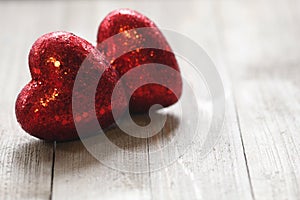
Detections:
[97, 9, 182, 113]
[15, 32, 126, 141]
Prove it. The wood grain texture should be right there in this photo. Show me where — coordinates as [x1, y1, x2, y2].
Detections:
[0, 0, 299, 200]
[215, 0, 300, 199]
[51, 1, 253, 200]
[146, 1, 253, 200]
[0, 3, 55, 199]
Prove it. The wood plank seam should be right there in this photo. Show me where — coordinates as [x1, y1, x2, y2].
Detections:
[50, 142, 56, 200]
[234, 100, 256, 200]
[146, 138, 153, 200]
[212, 1, 256, 199]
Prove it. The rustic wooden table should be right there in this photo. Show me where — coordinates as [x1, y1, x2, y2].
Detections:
[0, 0, 299, 199]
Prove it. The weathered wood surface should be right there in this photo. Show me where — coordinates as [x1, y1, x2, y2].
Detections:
[215, 0, 300, 199]
[0, 0, 299, 199]
[0, 3, 55, 199]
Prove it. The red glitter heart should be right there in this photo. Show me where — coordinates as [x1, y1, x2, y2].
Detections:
[15, 32, 126, 141]
[97, 9, 182, 113]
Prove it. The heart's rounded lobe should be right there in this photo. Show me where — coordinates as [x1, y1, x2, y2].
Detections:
[16, 31, 126, 141]
[97, 9, 182, 113]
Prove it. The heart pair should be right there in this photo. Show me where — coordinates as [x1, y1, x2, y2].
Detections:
[15, 8, 182, 141]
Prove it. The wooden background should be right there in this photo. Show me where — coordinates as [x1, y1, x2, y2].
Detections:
[0, 0, 299, 199]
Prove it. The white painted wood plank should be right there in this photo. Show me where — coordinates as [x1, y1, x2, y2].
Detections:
[51, 2, 152, 200]
[0, 128, 53, 199]
[6, 0, 299, 199]
[51, 1, 253, 200]
[52, 134, 151, 200]
[0, 2, 57, 199]
[216, 0, 300, 199]
[147, 1, 253, 199]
